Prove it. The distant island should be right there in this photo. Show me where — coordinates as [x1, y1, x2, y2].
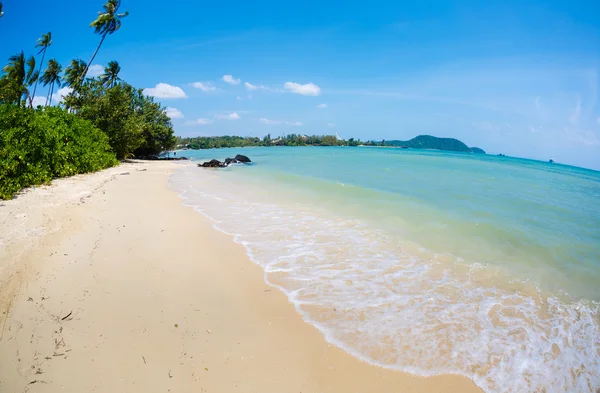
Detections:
[176, 134, 485, 154]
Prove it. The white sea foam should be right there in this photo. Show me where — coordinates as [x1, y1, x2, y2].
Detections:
[170, 166, 600, 393]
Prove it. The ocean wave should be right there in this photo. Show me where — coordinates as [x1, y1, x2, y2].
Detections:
[170, 166, 600, 393]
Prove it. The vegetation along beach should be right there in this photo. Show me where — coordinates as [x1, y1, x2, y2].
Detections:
[1, 1, 599, 393]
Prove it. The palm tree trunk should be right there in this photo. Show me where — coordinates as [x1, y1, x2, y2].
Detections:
[49, 83, 55, 106]
[80, 32, 107, 84]
[30, 48, 46, 108]
[45, 83, 52, 106]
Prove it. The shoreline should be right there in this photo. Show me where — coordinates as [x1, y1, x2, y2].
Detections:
[0, 161, 482, 393]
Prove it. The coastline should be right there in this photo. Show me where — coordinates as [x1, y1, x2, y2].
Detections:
[0, 161, 482, 393]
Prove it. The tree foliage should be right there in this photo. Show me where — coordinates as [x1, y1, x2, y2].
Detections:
[0, 104, 118, 199]
[73, 79, 175, 159]
[179, 134, 350, 149]
[82, 0, 128, 81]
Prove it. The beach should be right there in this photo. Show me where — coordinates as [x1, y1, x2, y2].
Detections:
[0, 161, 481, 393]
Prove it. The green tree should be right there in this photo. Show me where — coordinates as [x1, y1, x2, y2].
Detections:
[30, 32, 52, 107]
[1, 52, 26, 105]
[82, 0, 129, 82]
[99, 60, 122, 87]
[64, 58, 87, 91]
[75, 80, 174, 159]
[40, 59, 62, 106]
[1, 51, 38, 106]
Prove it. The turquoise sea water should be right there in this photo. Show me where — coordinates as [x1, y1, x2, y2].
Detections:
[169, 147, 600, 393]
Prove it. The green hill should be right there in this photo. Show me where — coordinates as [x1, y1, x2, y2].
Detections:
[381, 135, 485, 153]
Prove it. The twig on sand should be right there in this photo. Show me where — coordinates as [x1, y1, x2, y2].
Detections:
[142, 356, 146, 364]
[168, 370, 173, 378]
[61, 311, 72, 321]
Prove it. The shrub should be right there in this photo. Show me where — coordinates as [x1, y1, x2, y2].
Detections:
[0, 104, 118, 199]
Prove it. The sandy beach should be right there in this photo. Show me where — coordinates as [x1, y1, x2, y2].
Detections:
[0, 161, 482, 393]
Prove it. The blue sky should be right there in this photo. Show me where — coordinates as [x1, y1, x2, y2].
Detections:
[1, 0, 599, 169]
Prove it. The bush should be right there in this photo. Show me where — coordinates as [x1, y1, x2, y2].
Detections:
[0, 104, 118, 199]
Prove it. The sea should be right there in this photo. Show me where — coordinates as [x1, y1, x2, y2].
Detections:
[168, 147, 600, 393]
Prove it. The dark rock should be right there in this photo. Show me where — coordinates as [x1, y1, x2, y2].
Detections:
[234, 154, 251, 163]
[224, 157, 239, 166]
[199, 159, 226, 168]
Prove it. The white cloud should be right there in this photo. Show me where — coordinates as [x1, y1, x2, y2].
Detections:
[259, 118, 302, 126]
[222, 75, 241, 85]
[569, 96, 582, 124]
[87, 64, 104, 77]
[260, 118, 281, 125]
[245, 81, 270, 91]
[283, 81, 321, 96]
[215, 112, 240, 120]
[166, 107, 184, 119]
[328, 123, 335, 127]
[144, 83, 188, 99]
[236, 95, 242, 100]
[31, 96, 47, 107]
[317, 103, 327, 108]
[190, 82, 217, 92]
[52, 87, 74, 103]
[186, 118, 213, 125]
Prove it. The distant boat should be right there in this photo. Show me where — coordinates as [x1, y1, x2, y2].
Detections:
[549, 158, 555, 164]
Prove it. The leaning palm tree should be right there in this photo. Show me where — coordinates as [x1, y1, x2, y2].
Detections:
[99, 60, 121, 87]
[30, 32, 52, 107]
[80, 0, 128, 82]
[64, 58, 87, 89]
[40, 59, 62, 106]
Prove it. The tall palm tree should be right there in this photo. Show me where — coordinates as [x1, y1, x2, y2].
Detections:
[40, 59, 62, 106]
[64, 58, 87, 89]
[30, 32, 52, 107]
[99, 60, 121, 87]
[81, 0, 129, 82]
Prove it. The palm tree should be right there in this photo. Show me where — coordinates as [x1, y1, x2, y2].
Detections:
[30, 32, 52, 107]
[40, 59, 62, 106]
[64, 58, 87, 89]
[99, 60, 121, 87]
[81, 0, 129, 82]
[2, 52, 25, 105]
[1, 52, 39, 106]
